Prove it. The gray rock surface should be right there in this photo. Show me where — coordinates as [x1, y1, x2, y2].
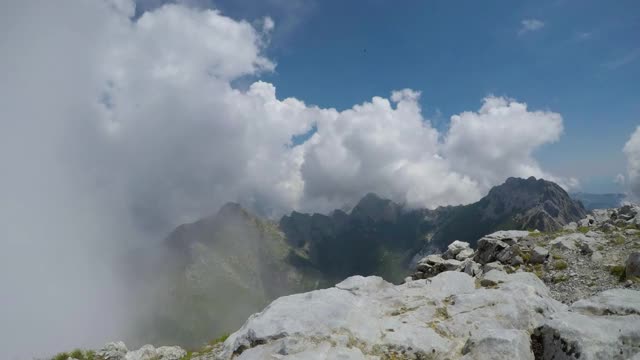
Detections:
[530, 246, 549, 264]
[213, 271, 567, 359]
[97, 342, 128, 360]
[204, 270, 640, 360]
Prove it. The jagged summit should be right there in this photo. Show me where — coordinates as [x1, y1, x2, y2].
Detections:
[479, 176, 587, 230]
[350, 192, 401, 222]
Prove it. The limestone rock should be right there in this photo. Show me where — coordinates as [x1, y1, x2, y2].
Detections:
[475, 238, 509, 264]
[530, 246, 549, 264]
[125, 345, 156, 360]
[483, 261, 505, 273]
[443, 240, 471, 259]
[533, 289, 640, 360]
[443, 258, 463, 271]
[463, 260, 482, 277]
[578, 214, 595, 227]
[571, 288, 640, 316]
[591, 251, 603, 262]
[550, 233, 590, 251]
[563, 222, 578, 231]
[455, 247, 475, 261]
[97, 342, 128, 360]
[156, 346, 187, 360]
[214, 271, 565, 360]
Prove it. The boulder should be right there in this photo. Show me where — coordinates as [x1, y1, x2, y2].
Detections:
[579, 240, 598, 255]
[563, 222, 578, 231]
[511, 255, 524, 266]
[619, 204, 638, 218]
[97, 342, 128, 360]
[591, 251, 603, 262]
[156, 347, 187, 360]
[125, 345, 156, 360]
[443, 258, 463, 271]
[475, 238, 509, 264]
[463, 260, 482, 277]
[571, 289, 640, 316]
[600, 223, 616, 232]
[483, 261, 505, 273]
[481, 230, 530, 245]
[420, 254, 445, 266]
[456, 248, 475, 261]
[443, 240, 471, 259]
[626, 252, 640, 279]
[213, 272, 566, 360]
[530, 246, 549, 264]
[533, 289, 640, 360]
[550, 233, 590, 251]
[496, 244, 519, 264]
[578, 215, 595, 227]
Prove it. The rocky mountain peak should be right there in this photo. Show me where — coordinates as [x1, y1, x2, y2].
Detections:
[479, 176, 587, 230]
[350, 192, 401, 222]
[215, 202, 252, 222]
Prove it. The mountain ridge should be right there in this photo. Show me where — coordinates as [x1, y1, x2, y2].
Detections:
[147, 176, 586, 348]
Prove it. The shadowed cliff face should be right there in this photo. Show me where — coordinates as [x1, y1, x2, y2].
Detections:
[430, 177, 587, 248]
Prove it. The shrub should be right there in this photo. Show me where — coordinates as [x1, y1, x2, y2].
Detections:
[552, 253, 564, 260]
[577, 226, 590, 234]
[554, 260, 568, 270]
[52, 349, 95, 360]
[610, 265, 626, 281]
[611, 235, 625, 246]
[552, 274, 568, 283]
[52, 353, 70, 360]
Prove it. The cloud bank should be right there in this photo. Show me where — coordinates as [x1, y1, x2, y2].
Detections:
[0, 0, 574, 358]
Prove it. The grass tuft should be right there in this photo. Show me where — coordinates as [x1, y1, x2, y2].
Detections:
[554, 260, 568, 270]
[577, 226, 590, 234]
[209, 333, 230, 345]
[610, 265, 626, 282]
[611, 235, 626, 246]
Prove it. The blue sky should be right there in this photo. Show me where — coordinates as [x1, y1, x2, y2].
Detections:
[139, 0, 640, 193]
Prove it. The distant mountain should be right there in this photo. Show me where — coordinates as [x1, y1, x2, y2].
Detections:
[144, 176, 586, 347]
[431, 177, 587, 248]
[570, 192, 626, 210]
[281, 176, 587, 282]
[141, 203, 325, 347]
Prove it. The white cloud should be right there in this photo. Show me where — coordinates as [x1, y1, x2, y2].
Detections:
[299, 90, 481, 211]
[519, 18, 545, 34]
[0, 1, 575, 357]
[442, 96, 571, 190]
[623, 126, 640, 198]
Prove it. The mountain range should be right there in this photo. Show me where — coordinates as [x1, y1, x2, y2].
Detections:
[140, 176, 587, 347]
[570, 191, 626, 210]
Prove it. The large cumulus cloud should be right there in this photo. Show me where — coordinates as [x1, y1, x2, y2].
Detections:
[1, 0, 575, 357]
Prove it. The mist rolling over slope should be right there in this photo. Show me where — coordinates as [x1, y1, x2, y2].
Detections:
[1, 0, 639, 359]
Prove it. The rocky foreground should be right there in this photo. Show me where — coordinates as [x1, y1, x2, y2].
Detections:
[59, 205, 640, 360]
